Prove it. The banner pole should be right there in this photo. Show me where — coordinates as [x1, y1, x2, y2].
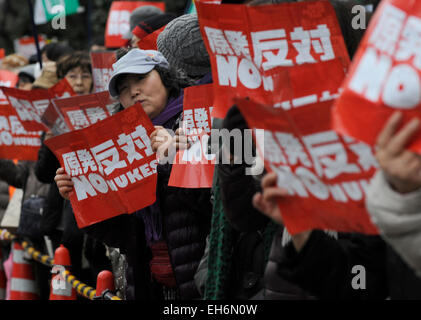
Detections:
[27, 0, 43, 69]
[86, 0, 93, 50]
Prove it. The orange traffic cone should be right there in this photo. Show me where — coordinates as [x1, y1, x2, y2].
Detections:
[95, 270, 116, 299]
[9, 242, 39, 300]
[0, 247, 6, 300]
[50, 245, 76, 300]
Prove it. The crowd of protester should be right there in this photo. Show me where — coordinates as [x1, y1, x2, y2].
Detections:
[1, 0, 421, 301]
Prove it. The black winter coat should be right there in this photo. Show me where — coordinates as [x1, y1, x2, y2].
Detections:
[217, 104, 311, 300]
[35, 136, 111, 286]
[84, 103, 212, 300]
[0, 160, 50, 202]
[159, 173, 212, 299]
[218, 162, 313, 299]
[34, 133, 63, 236]
[155, 109, 212, 299]
[273, 229, 421, 299]
[263, 229, 316, 300]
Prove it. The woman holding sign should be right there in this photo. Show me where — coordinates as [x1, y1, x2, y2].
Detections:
[54, 48, 213, 300]
[35, 51, 112, 294]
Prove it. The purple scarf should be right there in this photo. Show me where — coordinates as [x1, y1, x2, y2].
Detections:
[137, 93, 184, 245]
[152, 94, 184, 126]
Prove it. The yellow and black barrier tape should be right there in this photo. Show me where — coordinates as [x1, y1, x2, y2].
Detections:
[0, 228, 121, 300]
[21, 240, 54, 267]
[0, 229, 17, 241]
[62, 270, 97, 300]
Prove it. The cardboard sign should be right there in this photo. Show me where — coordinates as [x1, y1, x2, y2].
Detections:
[52, 91, 116, 131]
[333, 0, 421, 153]
[0, 70, 19, 105]
[44, 103, 158, 228]
[237, 97, 379, 235]
[90, 51, 117, 93]
[105, 1, 165, 48]
[196, 0, 350, 118]
[169, 84, 215, 188]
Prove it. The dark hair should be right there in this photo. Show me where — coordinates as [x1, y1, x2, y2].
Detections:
[41, 43, 74, 62]
[155, 65, 195, 98]
[16, 74, 34, 87]
[56, 51, 92, 79]
[115, 47, 130, 60]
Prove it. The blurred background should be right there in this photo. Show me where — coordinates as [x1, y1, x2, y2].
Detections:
[0, 0, 189, 55]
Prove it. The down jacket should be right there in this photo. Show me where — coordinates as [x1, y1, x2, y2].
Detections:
[84, 98, 212, 300]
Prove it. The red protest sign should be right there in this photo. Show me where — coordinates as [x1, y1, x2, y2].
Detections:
[333, 0, 421, 153]
[0, 70, 19, 105]
[196, 0, 350, 119]
[237, 97, 379, 235]
[0, 70, 39, 160]
[40, 102, 70, 136]
[48, 77, 77, 99]
[1, 86, 50, 132]
[1, 79, 76, 134]
[169, 84, 215, 188]
[0, 69, 18, 88]
[273, 58, 346, 110]
[44, 103, 158, 228]
[105, 1, 165, 48]
[0, 104, 41, 160]
[0, 49, 4, 59]
[52, 91, 116, 131]
[90, 51, 117, 93]
[137, 25, 166, 50]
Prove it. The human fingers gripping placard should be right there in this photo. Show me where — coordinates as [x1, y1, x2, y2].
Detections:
[45, 103, 157, 228]
[333, 0, 421, 154]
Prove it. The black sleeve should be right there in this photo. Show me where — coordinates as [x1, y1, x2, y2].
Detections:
[34, 141, 61, 184]
[218, 163, 268, 232]
[82, 213, 134, 250]
[40, 184, 64, 236]
[0, 159, 28, 189]
[276, 230, 389, 300]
